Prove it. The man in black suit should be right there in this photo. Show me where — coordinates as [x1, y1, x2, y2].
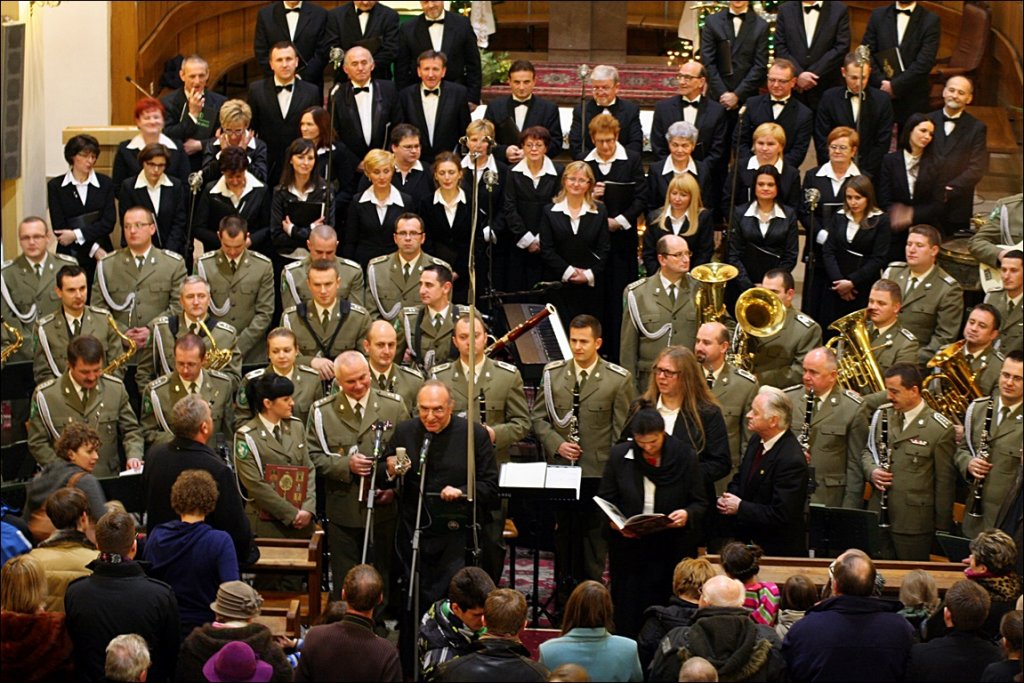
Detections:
[398, 50, 471, 163]
[324, 0, 400, 83]
[926, 76, 989, 237]
[717, 386, 808, 556]
[483, 59, 563, 164]
[568, 64, 644, 160]
[159, 55, 226, 173]
[737, 59, 814, 167]
[247, 41, 322, 186]
[815, 52, 894, 181]
[774, 0, 850, 112]
[397, 0, 482, 106]
[699, 1, 769, 113]
[331, 46, 401, 162]
[651, 60, 729, 174]
[254, 0, 329, 88]
[863, 0, 940, 130]
[387, 124, 433, 210]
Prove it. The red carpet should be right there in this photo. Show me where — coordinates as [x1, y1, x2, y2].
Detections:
[483, 62, 679, 106]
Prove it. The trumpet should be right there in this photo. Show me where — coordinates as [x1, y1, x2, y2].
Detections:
[691, 262, 738, 327]
[727, 287, 785, 371]
[878, 409, 893, 528]
[966, 399, 994, 520]
[1, 320, 24, 365]
[103, 315, 137, 375]
[196, 318, 235, 370]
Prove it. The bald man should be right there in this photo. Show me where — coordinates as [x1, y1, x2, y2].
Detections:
[329, 45, 402, 160]
[363, 319, 424, 411]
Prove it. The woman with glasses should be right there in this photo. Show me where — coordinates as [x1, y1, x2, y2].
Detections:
[111, 97, 190, 189]
[117, 143, 188, 254]
[201, 99, 269, 184]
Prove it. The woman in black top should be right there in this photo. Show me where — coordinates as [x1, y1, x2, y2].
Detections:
[201, 98, 268, 185]
[643, 173, 715, 274]
[298, 106, 359, 223]
[878, 113, 942, 263]
[111, 97, 190, 188]
[727, 165, 799, 298]
[192, 146, 271, 253]
[117, 143, 188, 254]
[342, 149, 414, 270]
[420, 151, 472, 302]
[270, 138, 335, 261]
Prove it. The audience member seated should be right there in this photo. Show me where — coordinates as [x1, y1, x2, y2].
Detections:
[898, 568, 941, 642]
[547, 663, 591, 682]
[781, 549, 914, 682]
[201, 641, 276, 683]
[910, 579, 1003, 682]
[105, 633, 152, 683]
[141, 470, 239, 637]
[419, 566, 495, 680]
[435, 588, 548, 682]
[721, 542, 780, 627]
[200, 99, 269, 185]
[649, 574, 784, 683]
[636, 557, 717, 675]
[27, 487, 99, 612]
[773, 574, 817, 639]
[538, 581, 643, 683]
[0, 554, 75, 682]
[176, 581, 291, 683]
[678, 656, 720, 682]
[64, 509, 180, 683]
[982, 610, 1022, 683]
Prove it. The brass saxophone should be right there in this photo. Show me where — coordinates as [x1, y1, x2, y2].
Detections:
[103, 315, 137, 375]
[966, 399, 994, 520]
[568, 380, 581, 467]
[878, 409, 893, 528]
[1, 320, 24, 365]
[196, 318, 235, 370]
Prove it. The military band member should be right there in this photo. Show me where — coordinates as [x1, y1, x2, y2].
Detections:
[400, 264, 461, 373]
[985, 249, 1022, 355]
[956, 303, 1004, 396]
[137, 275, 241, 390]
[95, 206, 186, 357]
[968, 193, 1023, 270]
[366, 214, 450, 322]
[531, 314, 635, 587]
[860, 279, 921, 412]
[140, 333, 233, 451]
[883, 224, 964, 364]
[1, 217, 77, 363]
[28, 335, 145, 477]
[957, 351, 1024, 538]
[620, 235, 699, 391]
[307, 351, 407, 600]
[281, 224, 365, 309]
[197, 216, 275, 365]
[751, 269, 822, 389]
[695, 321, 759, 493]
[862, 363, 956, 560]
[281, 260, 373, 380]
[33, 265, 123, 385]
[784, 347, 867, 508]
[234, 327, 324, 429]
[432, 315, 531, 583]
[234, 373, 317, 543]
[363, 320, 424, 411]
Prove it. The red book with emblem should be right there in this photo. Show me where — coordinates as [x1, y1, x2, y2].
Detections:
[260, 464, 310, 521]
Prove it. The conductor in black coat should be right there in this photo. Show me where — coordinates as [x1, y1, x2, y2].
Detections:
[483, 59, 564, 164]
[568, 65, 644, 160]
[599, 409, 708, 639]
[247, 42, 322, 186]
[396, 4, 482, 104]
[254, 1, 329, 88]
[330, 46, 402, 161]
[323, 0, 401, 83]
[773, 0, 850, 111]
[717, 387, 808, 557]
[398, 51, 472, 163]
[699, 3, 769, 111]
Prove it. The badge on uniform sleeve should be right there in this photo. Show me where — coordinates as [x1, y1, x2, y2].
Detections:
[142, 395, 152, 417]
[910, 438, 928, 446]
[236, 440, 250, 460]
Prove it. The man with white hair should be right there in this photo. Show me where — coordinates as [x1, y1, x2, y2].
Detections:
[649, 574, 785, 682]
[568, 64, 643, 160]
[717, 387, 808, 555]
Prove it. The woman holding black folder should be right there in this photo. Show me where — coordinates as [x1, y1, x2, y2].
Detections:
[299, 106, 359, 223]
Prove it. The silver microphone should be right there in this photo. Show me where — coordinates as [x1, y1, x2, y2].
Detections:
[188, 172, 204, 193]
[483, 169, 499, 190]
[329, 46, 345, 71]
[855, 44, 871, 66]
[417, 433, 433, 477]
[578, 64, 591, 81]
[805, 187, 822, 210]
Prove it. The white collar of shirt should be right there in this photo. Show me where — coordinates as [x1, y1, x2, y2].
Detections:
[814, 386, 833, 404]
[942, 109, 963, 121]
[805, 1, 823, 7]
[900, 399, 927, 425]
[747, 155, 784, 173]
[178, 371, 205, 393]
[258, 413, 281, 434]
[213, 136, 258, 151]
[398, 160, 425, 173]
[64, 308, 83, 326]
[399, 253, 420, 271]
[433, 188, 466, 207]
[744, 202, 786, 220]
[707, 361, 725, 381]
[127, 133, 177, 150]
[129, 247, 152, 262]
[347, 393, 368, 415]
[816, 162, 861, 182]
[551, 198, 598, 217]
[761, 431, 785, 452]
[573, 358, 598, 380]
[838, 207, 883, 223]
[461, 154, 498, 174]
[428, 304, 450, 322]
[909, 264, 935, 281]
[599, 99, 617, 110]
[659, 273, 683, 292]
[134, 172, 174, 190]
[875, 321, 898, 336]
[655, 396, 679, 416]
[903, 150, 921, 166]
[360, 185, 405, 207]
[289, 184, 313, 202]
[211, 171, 264, 198]
[62, 170, 100, 188]
[352, 79, 372, 91]
[512, 156, 557, 179]
[1008, 292, 1023, 305]
[274, 76, 297, 89]
[664, 157, 698, 176]
[584, 142, 628, 163]
[997, 397, 1022, 416]
[183, 314, 207, 330]
[68, 374, 87, 398]
[459, 358, 486, 379]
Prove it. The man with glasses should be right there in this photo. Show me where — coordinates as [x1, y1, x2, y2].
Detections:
[388, 124, 434, 210]
[738, 59, 814, 168]
[621, 235, 701, 391]
[651, 60, 729, 174]
[367, 214, 450, 323]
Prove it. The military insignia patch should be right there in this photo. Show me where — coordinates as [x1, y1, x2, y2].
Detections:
[142, 396, 153, 417]
[236, 439, 250, 460]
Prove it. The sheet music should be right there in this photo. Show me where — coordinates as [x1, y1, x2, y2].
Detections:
[499, 461, 547, 488]
[545, 465, 582, 499]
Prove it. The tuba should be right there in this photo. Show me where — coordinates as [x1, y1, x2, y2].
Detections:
[691, 262, 738, 326]
[196, 318, 235, 370]
[922, 340, 983, 420]
[727, 287, 785, 371]
[103, 315, 137, 375]
[1, 320, 24, 365]
[826, 309, 887, 394]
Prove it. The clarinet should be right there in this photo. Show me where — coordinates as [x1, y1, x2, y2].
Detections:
[967, 399, 995, 519]
[568, 380, 581, 466]
[799, 390, 814, 459]
[878, 409, 893, 528]
[478, 390, 487, 426]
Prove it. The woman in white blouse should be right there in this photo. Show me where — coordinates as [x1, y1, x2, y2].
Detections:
[878, 113, 942, 263]
[341, 149, 413, 269]
[270, 138, 334, 263]
[422, 151, 472, 302]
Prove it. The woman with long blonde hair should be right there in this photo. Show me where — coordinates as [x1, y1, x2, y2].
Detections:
[644, 172, 714, 273]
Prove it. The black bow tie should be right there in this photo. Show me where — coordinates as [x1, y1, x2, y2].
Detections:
[352, 86, 370, 94]
[772, 98, 789, 106]
[681, 99, 700, 108]
[275, 83, 294, 93]
[423, 88, 439, 97]
[895, 8, 913, 16]
[355, 7, 368, 15]
[943, 115, 958, 124]
[425, 18, 444, 27]
[845, 90, 862, 99]
[284, 6, 300, 13]
[514, 98, 531, 108]
[804, 5, 820, 13]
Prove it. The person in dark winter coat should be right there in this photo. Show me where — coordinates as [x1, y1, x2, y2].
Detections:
[910, 580, 1003, 683]
[636, 555, 717, 674]
[782, 549, 915, 682]
[419, 567, 496, 679]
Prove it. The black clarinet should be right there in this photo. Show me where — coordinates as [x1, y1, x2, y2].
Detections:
[967, 399, 995, 519]
[879, 409, 892, 528]
[568, 380, 581, 466]
[478, 390, 487, 426]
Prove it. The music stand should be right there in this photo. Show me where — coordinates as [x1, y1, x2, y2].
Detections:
[936, 531, 972, 563]
[809, 505, 882, 558]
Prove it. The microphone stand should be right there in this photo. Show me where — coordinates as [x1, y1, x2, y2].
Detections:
[323, 48, 345, 221]
[482, 168, 499, 315]
[853, 45, 871, 170]
[577, 65, 591, 159]
[723, 105, 747, 261]
[803, 188, 822, 315]
[361, 420, 392, 564]
[408, 434, 432, 683]
[464, 139, 482, 570]
[185, 172, 204, 270]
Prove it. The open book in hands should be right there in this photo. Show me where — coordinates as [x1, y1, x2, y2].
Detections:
[593, 496, 672, 536]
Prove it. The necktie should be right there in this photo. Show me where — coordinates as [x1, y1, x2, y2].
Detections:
[356, 7, 367, 15]
[579, 369, 589, 391]
[190, 323, 199, 336]
[188, 382, 197, 394]
[378, 374, 388, 391]
[729, 12, 744, 20]
[403, 263, 411, 281]
[284, 7, 300, 13]
[706, 370, 715, 389]
[433, 313, 443, 329]
[746, 444, 766, 483]
[136, 256, 145, 271]
[275, 83, 294, 93]
[81, 388, 89, 405]
[425, 18, 444, 27]
[804, 5, 820, 13]
[33, 263, 42, 279]
[273, 424, 282, 442]
[423, 88, 440, 97]
[680, 99, 699, 108]
[71, 318, 81, 338]
[1007, 298, 1016, 315]
[943, 115, 957, 125]
[352, 86, 370, 94]
[906, 277, 918, 295]
[997, 406, 1010, 427]
[514, 98, 531, 108]
[668, 283, 677, 305]
[230, 260, 238, 274]
[896, 8, 912, 16]
[772, 99, 789, 106]
[869, 326, 880, 343]
[354, 402, 363, 422]
[321, 309, 330, 328]
[965, 353, 975, 365]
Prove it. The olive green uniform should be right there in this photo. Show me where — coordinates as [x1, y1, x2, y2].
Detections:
[140, 369, 234, 449]
[957, 396, 1023, 538]
[234, 365, 324, 430]
[1, 253, 78, 364]
[883, 262, 964, 363]
[282, 300, 372, 369]
[281, 256, 366, 309]
[136, 315, 241, 390]
[369, 363, 424, 412]
[863, 323, 920, 412]
[964, 345, 1004, 397]
[709, 362, 759, 494]
[620, 273, 699, 391]
[365, 251, 450, 322]
[400, 304, 465, 374]
[95, 248, 186, 334]
[197, 248, 274, 365]
[28, 372, 145, 477]
[968, 193, 1023, 268]
[985, 290, 1022, 355]
[751, 307, 821, 389]
[33, 306, 124, 385]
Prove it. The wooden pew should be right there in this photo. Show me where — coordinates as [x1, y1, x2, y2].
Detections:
[246, 530, 325, 625]
[254, 598, 301, 639]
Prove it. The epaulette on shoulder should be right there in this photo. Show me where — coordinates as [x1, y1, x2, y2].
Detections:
[431, 361, 453, 374]
[543, 359, 568, 371]
[454, 304, 471, 316]
[36, 378, 56, 392]
[150, 375, 170, 389]
[199, 251, 216, 260]
[735, 368, 757, 383]
[101, 374, 125, 385]
[886, 261, 908, 269]
[282, 305, 298, 315]
[283, 260, 302, 272]
[941, 273, 957, 286]
[398, 365, 424, 379]
[350, 302, 369, 315]
[286, 415, 303, 423]
[429, 255, 452, 269]
[494, 359, 518, 373]
[312, 394, 335, 410]
[605, 361, 629, 377]
[339, 257, 362, 271]
[37, 312, 56, 326]
[782, 384, 803, 395]
[971, 396, 990, 405]
[163, 250, 183, 261]
[214, 321, 237, 334]
[843, 389, 864, 404]
[248, 251, 271, 263]
[1, 259, 12, 269]
[626, 278, 646, 291]
[152, 315, 171, 326]
[900, 328, 917, 341]
[208, 369, 232, 382]
[402, 306, 419, 316]
[87, 305, 112, 316]
[54, 252, 77, 264]
[994, 350, 1006, 361]
[244, 367, 266, 380]
[933, 411, 953, 429]
[100, 250, 118, 262]
[378, 390, 403, 403]
[368, 254, 390, 266]
[297, 364, 320, 376]
[795, 313, 814, 328]
[238, 424, 254, 434]
[878, 401, 894, 411]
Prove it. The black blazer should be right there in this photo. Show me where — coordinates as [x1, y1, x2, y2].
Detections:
[822, 210, 891, 290]
[323, 1, 401, 82]
[569, 98, 644, 160]
[246, 77, 322, 185]
[331, 79, 402, 160]
[773, 1, 850, 96]
[650, 95, 729, 169]
[728, 203, 799, 290]
[462, 160, 509, 239]
[722, 161, 801, 216]
[421, 192, 473, 277]
[814, 86, 894, 181]
[699, 8, 769, 102]
[539, 203, 611, 279]
[111, 139, 190, 189]
[47, 173, 117, 259]
[502, 162, 564, 245]
[483, 94, 564, 163]
[645, 157, 712, 221]
[877, 150, 942, 227]
[118, 175, 189, 254]
[925, 109, 989, 232]
[253, 1, 329, 86]
[643, 209, 716, 274]
[863, 3, 940, 115]
[159, 88, 227, 156]
[798, 164, 855, 234]
[738, 94, 815, 168]
[192, 181, 272, 252]
[269, 182, 336, 256]
[313, 144, 360, 207]
[396, 11, 482, 103]
[201, 139, 270, 185]
[398, 81, 471, 163]
[341, 189, 415, 268]
[725, 429, 808, 556]
[588, 152, 648, 261]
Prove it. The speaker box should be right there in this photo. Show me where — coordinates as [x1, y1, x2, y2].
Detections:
[1, 22, 26, 181]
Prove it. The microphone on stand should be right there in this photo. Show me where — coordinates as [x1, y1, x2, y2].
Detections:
[577, 64, 592, 81]
[124, 75, 152, 99]
[329, 46, 345, 72]
[417, 433, 433, 477]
